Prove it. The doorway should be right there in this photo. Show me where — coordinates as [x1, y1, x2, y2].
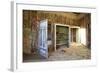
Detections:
[70, 27, 80, 43]
[55, 24, 69, 51]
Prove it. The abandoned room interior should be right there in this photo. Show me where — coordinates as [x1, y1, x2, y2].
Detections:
[23, 10, 91, 62]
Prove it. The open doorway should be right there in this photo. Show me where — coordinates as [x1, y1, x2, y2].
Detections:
[70, 27, 80, 43]
[55, 24, 69, 51]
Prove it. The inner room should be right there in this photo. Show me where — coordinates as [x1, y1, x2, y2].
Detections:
[23, 10, 91, 62]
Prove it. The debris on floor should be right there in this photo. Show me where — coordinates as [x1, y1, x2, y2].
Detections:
[23, 43, 91, 62]
[48, 43, 91, 61]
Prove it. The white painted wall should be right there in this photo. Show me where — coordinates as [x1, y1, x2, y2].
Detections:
[79, 28, 86, 45]
[76, 28, 80, 43]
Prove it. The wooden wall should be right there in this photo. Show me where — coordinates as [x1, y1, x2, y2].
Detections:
[37, 11, 79, 26]
[23, 10, 82, 29]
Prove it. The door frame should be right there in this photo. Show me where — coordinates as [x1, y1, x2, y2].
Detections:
[54, 23, 70, 51]
[70, 26, 80, 43]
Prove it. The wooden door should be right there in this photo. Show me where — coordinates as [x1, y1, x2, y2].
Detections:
[38, 20, 48, 58]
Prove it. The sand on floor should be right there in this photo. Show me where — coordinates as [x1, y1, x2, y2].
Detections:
[48, 43, 91, 61]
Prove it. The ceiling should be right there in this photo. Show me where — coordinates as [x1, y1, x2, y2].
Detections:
[38, 11, 89, 20]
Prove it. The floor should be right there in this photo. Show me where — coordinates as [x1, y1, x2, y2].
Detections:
[23, 43, 91, 62]
[48, 43, 91, 61]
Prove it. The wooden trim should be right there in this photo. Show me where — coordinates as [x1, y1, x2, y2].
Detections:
[70, 26, 80, 43]
[54, 23, 70, 51]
